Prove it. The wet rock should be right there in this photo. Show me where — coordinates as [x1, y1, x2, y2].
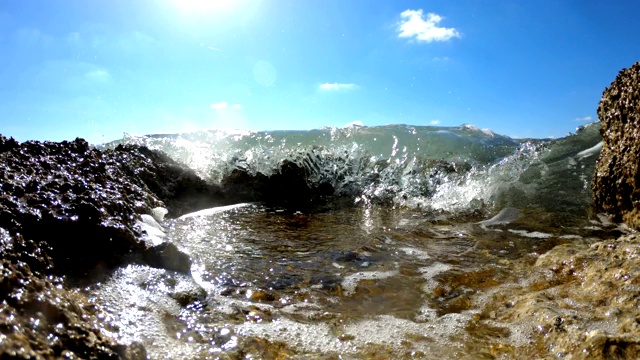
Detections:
[143, 242, 192, 274]
[329, 250, 374, 268]
[0, 136, 225, 274]
[0, 134, 232, 359]
[477, 233, 640, 358]
[171, 287, 207, 307]
[0, 257, 142, 359]
[133, 146, 226, 217]
[2, 138, 140, 272]
[309, 274, 342, 290]
[264, 275, 300, 290]
[220, 159, 336, 208]
[115, 342, 148, 360]
[248, 289, 278, 302]
[593, 61, 640, 228]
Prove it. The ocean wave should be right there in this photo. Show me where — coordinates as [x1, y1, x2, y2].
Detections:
[103, 122, 602, 217]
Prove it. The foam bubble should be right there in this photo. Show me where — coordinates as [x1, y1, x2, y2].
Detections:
[346, 313, 471, 351]
[150, 207, 168, 222]
[341, 270, 399, 296]
[508, 229, 553, 238]
[420, 262, 452, 293]
[399, 247, 431, 260]
[140, 214, 163, 231]
[93, 265, 207, 359]
[559, 234, 582, 239]
[235, 313, 473, 356]
[137, 215, 166, 246]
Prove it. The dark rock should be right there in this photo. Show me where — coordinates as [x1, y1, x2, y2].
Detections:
[593, 61, 640, 228]
[115, 341, 148, 360]
[220, 159, 336, 209]
[330, 250, 373, 266]
[0, 134, 19, 153]
[171, 286, 207, 307]
[143, 242, 192, 274]
[0, 134, 228, 359]
[309, 274, 342, 290]
[0, 230, 54, 275]
[0, 136, 227, 274]
[133, 146, 226, 217]
[0, 133, 349, 358]
[1, 138, 148, 273]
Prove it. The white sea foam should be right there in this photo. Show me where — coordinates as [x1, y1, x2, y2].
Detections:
[341, 269, 399, 296]
[94, 265, 207, 359]
[150, 207, 168, 223]
[178, 203, 254, 219]
[235, 313, 472, 356]
[399, 246, 431, 260]
[508, 229, 553, 239]
[577, 141, 603, 160]
[477, 207, 520, 228]
[420, 262, 452, 293]
[345, 313, 469, 348]
[559, 234, 582, 239]
[137, 214, 166, 246]
[140, 214, 163, 231]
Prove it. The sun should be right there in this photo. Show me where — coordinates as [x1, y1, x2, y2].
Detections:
[173, 0, 236, 14]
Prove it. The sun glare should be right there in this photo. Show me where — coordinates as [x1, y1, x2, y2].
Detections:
[174, 0, 236, 14]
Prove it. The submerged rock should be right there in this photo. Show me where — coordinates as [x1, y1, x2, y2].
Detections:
[143, 242, 192, 273]
[593, 61, 640, 228]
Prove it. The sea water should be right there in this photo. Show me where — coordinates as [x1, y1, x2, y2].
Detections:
[86, 122, 616, 358]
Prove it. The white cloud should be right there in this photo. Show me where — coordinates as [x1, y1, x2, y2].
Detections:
[211, 101, 242, 110]
[398, 9, 460, 43]
[430, 119, 441, 125]
[319, 83, 356, 90]
[344, 120, 364, 127]
[210, 101, 228, 110]
[575, 116, 593, 122]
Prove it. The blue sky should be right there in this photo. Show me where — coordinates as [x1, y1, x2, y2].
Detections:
[1, 1, 640, 143]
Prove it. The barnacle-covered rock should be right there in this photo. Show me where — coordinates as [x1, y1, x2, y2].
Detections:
[593, 61, 640, 228]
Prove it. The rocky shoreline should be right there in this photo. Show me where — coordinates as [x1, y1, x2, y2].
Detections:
[0, 134, 343, 358]
[1, 61, 640, 358]
[0, 138, 204, 358]
[468, 61, 640, 358]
